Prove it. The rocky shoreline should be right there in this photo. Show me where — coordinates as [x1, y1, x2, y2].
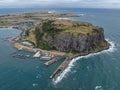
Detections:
[31, 19, 109, 80]
[50, 42, 109, 80]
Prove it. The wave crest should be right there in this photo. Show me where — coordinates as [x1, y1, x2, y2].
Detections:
[53, 39, 116, 84]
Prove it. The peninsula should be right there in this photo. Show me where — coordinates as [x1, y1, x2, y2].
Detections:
[29, 19, 109, 79]
[0, 11, 109, 80]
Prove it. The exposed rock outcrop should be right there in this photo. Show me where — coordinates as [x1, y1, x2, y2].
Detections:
[23, 19, 109, 79]
[34, 20, 109, 54]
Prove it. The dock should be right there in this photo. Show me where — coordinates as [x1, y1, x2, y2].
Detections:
[40, 56, 51, 60]
[44, 56, 66, 66]
[44, 58, 57, 66]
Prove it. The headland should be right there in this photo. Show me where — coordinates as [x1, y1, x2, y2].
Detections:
[0, 11, 109, 80]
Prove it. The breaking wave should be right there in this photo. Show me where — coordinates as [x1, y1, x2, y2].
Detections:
[53, 39, 116, 84]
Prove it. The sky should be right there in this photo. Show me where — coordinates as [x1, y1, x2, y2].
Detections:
[0, 0, 120, 8]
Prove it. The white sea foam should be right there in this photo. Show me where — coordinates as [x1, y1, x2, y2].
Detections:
[53, 39, 116, 84]
[95, 86, 103, 90]
[32, 83, 38, 87]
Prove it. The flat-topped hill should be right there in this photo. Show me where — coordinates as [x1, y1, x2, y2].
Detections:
[26, 19, 109, 54]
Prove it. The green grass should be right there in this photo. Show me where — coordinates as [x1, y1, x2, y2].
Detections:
[62, 26, 92, 34]
[42, 20, 98, 35]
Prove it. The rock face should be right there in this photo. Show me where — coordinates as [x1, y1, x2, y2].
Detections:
[54, 30, 106, 52]
[34, 20, 109, 54]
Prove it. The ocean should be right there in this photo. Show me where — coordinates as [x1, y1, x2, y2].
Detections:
[0, 8, 120, 90]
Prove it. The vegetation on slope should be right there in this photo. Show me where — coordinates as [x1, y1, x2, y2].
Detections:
[24, 19, 108, 54]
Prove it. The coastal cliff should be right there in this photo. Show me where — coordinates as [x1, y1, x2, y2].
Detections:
[3, 11, 109, 80]
[24, 19, 109, 80]
[33, 20, 109, 54]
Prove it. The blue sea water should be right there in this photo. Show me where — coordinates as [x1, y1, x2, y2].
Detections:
[0, 8, 120, 90]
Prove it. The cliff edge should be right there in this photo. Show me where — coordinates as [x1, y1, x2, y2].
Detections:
[21, 19, 109, 79]
[33, 19, 109, 54]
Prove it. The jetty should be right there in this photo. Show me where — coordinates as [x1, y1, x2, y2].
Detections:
[44, 56, 66, 66]
[40, 56, 51, 60]
[50, 56, 72, 79]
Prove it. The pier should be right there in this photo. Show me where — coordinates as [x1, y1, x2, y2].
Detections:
[10, 37, 73, 79]
[50, 56, 72, 79]
[40, 56, 51, 60]
[44, 56, 66, 66]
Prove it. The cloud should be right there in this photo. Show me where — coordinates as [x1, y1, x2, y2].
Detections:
[0, 0, 18, 3]
[0, 0, 120, 8]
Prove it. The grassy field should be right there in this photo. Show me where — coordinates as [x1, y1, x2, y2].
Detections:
[42, 19, 101, 35]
